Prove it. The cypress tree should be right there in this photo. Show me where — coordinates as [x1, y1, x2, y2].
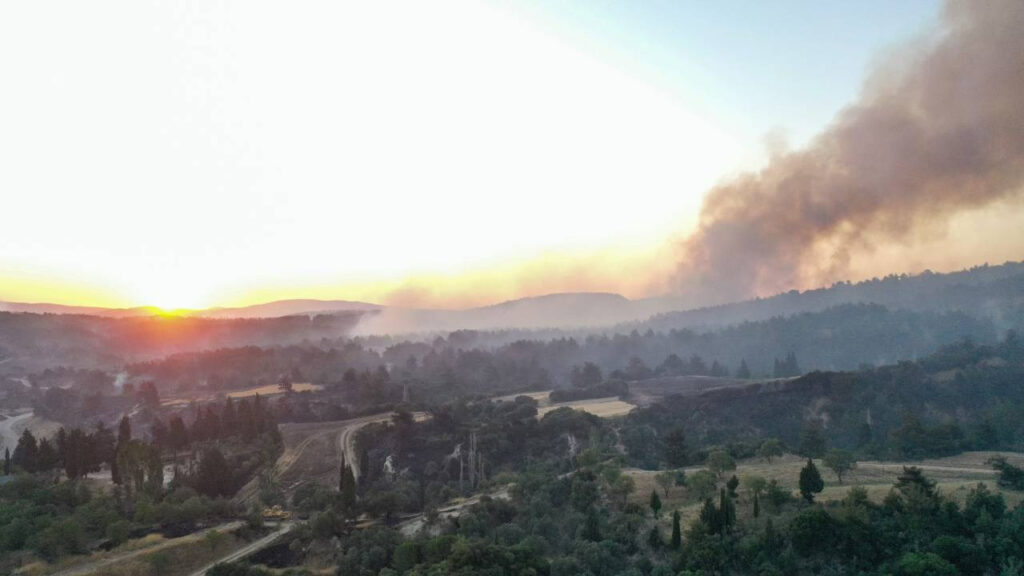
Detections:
[650, 489, 663, 518]
[118, 415, 132, 445]
[3, 447, 10, 475]
[670, 510, 682, 549]
[753, 491, 760, 518]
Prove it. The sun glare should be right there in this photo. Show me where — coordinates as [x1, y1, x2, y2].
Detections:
[135, 280, 209, 312]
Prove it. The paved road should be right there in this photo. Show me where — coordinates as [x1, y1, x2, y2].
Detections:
[187, 522, 294, 576]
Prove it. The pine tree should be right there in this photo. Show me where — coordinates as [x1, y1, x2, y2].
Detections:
[670, 510, 681, 549]
[799, 458, 824, 502]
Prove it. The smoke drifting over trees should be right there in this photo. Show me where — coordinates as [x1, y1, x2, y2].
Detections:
[677, 0, 1024, 304]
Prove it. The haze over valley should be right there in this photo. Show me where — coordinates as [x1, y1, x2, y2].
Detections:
[2, 1, 1024, 575]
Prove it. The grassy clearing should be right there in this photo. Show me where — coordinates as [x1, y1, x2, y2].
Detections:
[626, 451, 1024, 532]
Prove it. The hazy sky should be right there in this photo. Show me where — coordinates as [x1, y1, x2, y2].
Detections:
[7, 0, 1007, 310]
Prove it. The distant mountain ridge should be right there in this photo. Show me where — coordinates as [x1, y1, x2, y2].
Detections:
[2, 260, 1022, 336]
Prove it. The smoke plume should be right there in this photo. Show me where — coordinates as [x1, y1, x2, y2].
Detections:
[677, 0, 1024, 304]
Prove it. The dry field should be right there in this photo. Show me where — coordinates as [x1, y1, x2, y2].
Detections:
[226, 382, 322, 399]
[537, 397, 636, 419]
[161, 383, 324, 408]
[626, 451, 1024, 532]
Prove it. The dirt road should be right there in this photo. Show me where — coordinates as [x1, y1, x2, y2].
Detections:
[187, 522, 294, 576]
[397, 486, 512, 536]
[0, 410, 32, 451]
[51, 522, 244, 576]
[236, 412, 397, 503]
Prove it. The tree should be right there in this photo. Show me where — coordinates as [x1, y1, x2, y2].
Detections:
[699, 497, 719, 534]
[150, 419, 168, 450]
[753, 492, 760, 518]
[757, 438, 784, 463]
[117, 415, 132, 445]
[138, 381, 160, 408]
[647, 525, 662, 549]
[726, 474, 739, 497]
[339, 462, 357, 515]
[745, 475, 767, 499]
[736, 359, 751, 379]
[688, 469, 717, 500]
[571, 362, 603, 388]
[649, 489, 662, 518]
[12, 429, 38, 472]
[706, 450, 735, 478]
[662, 427, 689, 467]
[654, 470, 675, 498]
[895, 466, 937, 501]
[194, 447, 232, 498]
[168, 416, 190, 454]
[37, 438, 59, 472]
[659, 354, 685, 376]
[895, 552, 958, 576]
[798, 421, 827, 458]
[3, 447, 9, 475]
[799, 458, 824, 502]
[670, 510, 681, 549]
[988, 455, 1024, 490]
[278, 374, 294, 394]
[609, 474, 635, 508]
[719, 488, 735, 532]
[823, 449, 857, 484]
[93, 421, 116, 470]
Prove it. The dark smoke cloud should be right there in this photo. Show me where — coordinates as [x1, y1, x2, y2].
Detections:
[677, 0, 1024, 304]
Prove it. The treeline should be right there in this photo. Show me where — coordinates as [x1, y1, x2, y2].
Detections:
[0, 475, 239, 566]
[620, 332, 1024, 468]
[106, 303, 1001, 415]
[6, 394, 280, 501]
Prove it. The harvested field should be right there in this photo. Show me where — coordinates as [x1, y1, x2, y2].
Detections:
[538, 397, 636, 419]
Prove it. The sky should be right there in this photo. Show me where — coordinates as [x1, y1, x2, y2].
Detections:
[6, 0, 1014, 311]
